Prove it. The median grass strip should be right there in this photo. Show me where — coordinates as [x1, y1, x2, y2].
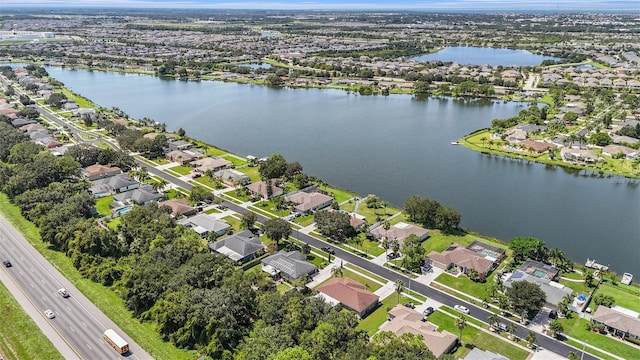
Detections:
[0, 193, 196, 360]
[565, 339, 616, 360]
[428, 311, 529, 360]
[0, 280, 63, 360]
[344, 263, 387, 284]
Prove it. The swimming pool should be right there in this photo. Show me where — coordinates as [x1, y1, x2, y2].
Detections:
[116, 205, 133, 214]
[532, 269, 547, 278]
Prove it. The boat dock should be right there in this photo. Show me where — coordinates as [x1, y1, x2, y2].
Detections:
[585, 258, 609, 271]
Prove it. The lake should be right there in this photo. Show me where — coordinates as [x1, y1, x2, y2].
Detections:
[412, 46, 560, 66]
[42, 66, 640, 275]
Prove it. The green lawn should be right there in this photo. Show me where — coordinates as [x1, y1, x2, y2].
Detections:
[0, 193, 196, 360]
[0, 281, 63, 360]
[222, 154, 248, 166]
[59, 88, 96, 108]
[253, 201, 290, 217]
[193, 176, 223, 190]
[168, 165, 194, 176]
[306, 253, 330, 269]
[104, 217, 122, 230]
[95, 195, 114, 217]
[595, 282, 640, 313]
[163, 188, 188, 200]
[559, 278, 589, 295]
[428, 311, 530, 360]
[558, 312, 640, 359]
[276, 282, 292, 294]
[434, 273, 493, 302]
[340, 201, 399, 224]
[356, 295, 414, 335]
[204, 207, 222, 214]
[422, 229, 508, 255]
[293, 214, 315, 227]
[224, 189, 254, 202]
[223, 215, 243, 233]
[315, 269, 383, 293]
[236, 166, 261, 182]
[321, 185, 357, 204]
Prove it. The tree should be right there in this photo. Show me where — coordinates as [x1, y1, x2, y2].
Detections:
[151, 178, 168, 192]
[585, 270, 596, 288]
[177, 127, 186, 137]
[240, 211, 257, 230]
[526, 331, 537, 348]
[262, 218, 291, 246]
[487, 314, 499, 330]
[563, 111, 579, 124]
[395, 279, 404, 304]
[314, 210, 353, 243]
[400, 234, 426, 272]
[506, 281, 546, 319]
[589, 132, 612, 146]
[390, 239, 400, 254]
[548, 320, 563, 338]
[548, 248, 565, 267]
[259, 154, 288, 180]
[189, 185, 214, 204]
[593, 293, 615, 307]
[508, 323, 517, 339]
[331, 266, 343, 278]
[18, 106, 40, 119]
[371, 332, 435, 360]
[508, 237, 548, 262]
[487, 281, 503, 298]
[455, 315, 467, 343]
[269, 346, 312, 360]
[567, 351, 580, 360]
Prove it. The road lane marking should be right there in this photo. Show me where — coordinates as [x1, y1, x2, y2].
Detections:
[82, 321, 87, 327]
[70, 326, 75, 333]
[86, 344, 92, 351]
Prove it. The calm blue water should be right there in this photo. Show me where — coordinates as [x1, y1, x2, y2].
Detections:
[34, 66, 640, 275]
[412, 46, 560, 66]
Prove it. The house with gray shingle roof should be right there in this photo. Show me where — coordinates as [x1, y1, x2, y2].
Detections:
[113, 184, 164, 205]
[180, 213, 230, 239]
[592, 306, 640, 341]
[261, 250, 317, 281]
[209, 230, 265, 263]
[91, 173, 140, 194]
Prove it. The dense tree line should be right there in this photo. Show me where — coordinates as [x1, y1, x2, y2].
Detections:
[403, 195, 461, 233]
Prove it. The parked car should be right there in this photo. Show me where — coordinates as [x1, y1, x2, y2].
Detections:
[2, 260, 11, 267]
[498, 322, 508, 332]
[58, 288, 70, 298]
[387, 252, 399, 260]
[549, 310, 557, 319]
[44, 309, 55, 319]
[405, 302, 415, 309]
[454, 305, 470, 314]
[423, 306, 434, 316]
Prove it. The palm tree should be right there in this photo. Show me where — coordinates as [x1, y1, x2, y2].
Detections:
[390, 239, 400, 254]
[152, 178, 168, 192]
[508, 323, 517, 340]
[480, 136, 487, 147]
[487, 281, 502, 298]
[497, 295, 509, 315]
[487, 314, 499, 330]
[330, 266, 343, 278]
[382, 238, 390, 260]
[455, 315, 467, 343]
[548, 320, 564, 338]
[382, 220, 391, 239]
[395, 279, 404, 304]
[526, 331, 537, 349]
[549, 248, 565, 267]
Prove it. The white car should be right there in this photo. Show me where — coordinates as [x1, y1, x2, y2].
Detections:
[44, 309, 55, 319]
[454, 305, 470, 314]
[58, 288, 70, 298]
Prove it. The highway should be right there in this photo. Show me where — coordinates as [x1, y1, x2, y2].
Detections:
[0, 215, 152, 360]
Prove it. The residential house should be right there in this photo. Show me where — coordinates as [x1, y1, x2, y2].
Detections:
[611, 135, 639, 145]
[349, 214, 366, 231]
[82, 164, 121, 181]
[463, 348, 508, 360]
[285, 191, 333, 213]
[381, 305, 458, 358]
[316, 278, 379, 319]
[158, 198, 197, 217]
[519, 260, 560, 281]
[91, 173, 139, 195]
[193, 157, 233, 173]
[209, 230, 265, 263]
[602, 144, 638, 159]
[166, 150, 198, 165]
[591, 306, 640, 341]
[11, 118, 37, 128]
[503, 270, 572, 309]
[370, 222, 429, 245]
[561, 148, 603, 164]
[166, 139, 192, 151]
[261, 250, 317, 280]
[504, 128, 528, 142]
[519, 139, 556, 154]
[247, 180, 284, 199]
[213, 168, 250, 186]
[426, 243, 499, 277]
[179, 214, 230, 239]
[19, 123, 45, 133]
[113, 184, 164, 205]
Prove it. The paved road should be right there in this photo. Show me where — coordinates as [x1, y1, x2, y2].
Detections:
[0, 215, 152, 360]
[136, 164, 597, 360]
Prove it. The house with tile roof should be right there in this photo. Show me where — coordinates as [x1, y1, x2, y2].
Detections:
[381, 305, 458, 358]
[158, 198, 197, 217]
[247, 180, 284, 199]
[83, 164, 122, 181]
[370, 222, 429, 245]
[316, 278, 379, 319]
[427, 243, 499, 277]
[285, 191, 333, 213]
[193, 157, 232, 173]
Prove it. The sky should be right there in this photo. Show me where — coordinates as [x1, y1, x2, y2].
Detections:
[2, 0, 640, 11]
